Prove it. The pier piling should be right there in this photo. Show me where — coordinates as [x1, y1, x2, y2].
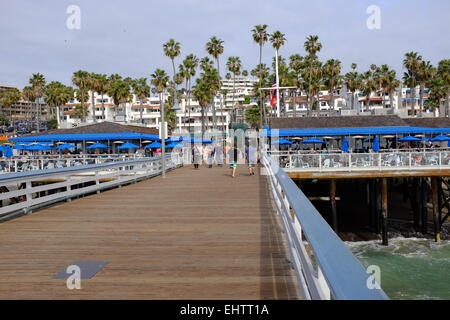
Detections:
[330, 179, 338, 232]
[381, 178, 388, 246]
[431, 177, 441, 242]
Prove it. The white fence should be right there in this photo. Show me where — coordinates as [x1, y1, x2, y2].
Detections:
[0, 155, 182, 220]
[0, 154, 149, 174]
[271, 151, 450, 172]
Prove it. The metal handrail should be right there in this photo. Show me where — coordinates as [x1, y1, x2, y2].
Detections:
[261, 151, 389, 300]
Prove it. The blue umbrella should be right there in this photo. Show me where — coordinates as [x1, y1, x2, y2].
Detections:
[56, 143, 76, 150]
[272, 139, 293, 145]
[341, 138, 349, 152]
[4, 145, 13, 157]
[431, 135, 450, 142]
[145, 141, 162, 148]
[302, 138, 326, 144]
[398, 136, 421, 142]
[165, 142, 184, 149]
[118, 142, 139, 149]
[87, 142, 108, 149]
[372, 137, 380, 152]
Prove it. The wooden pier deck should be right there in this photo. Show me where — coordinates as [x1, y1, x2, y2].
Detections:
[0, 165, 300, 299]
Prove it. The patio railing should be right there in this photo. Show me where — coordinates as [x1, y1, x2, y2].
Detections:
[271, 150, 450, 172]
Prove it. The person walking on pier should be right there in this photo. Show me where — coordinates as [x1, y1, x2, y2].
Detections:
[246, 144, 257, 176]
[214, 144, 224, 166]
[228, 144, 239, 178]
[192, 145, 201, 169]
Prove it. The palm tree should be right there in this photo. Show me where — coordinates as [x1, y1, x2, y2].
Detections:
[437, 59, 450, 116]
[417, 61, 436, 116]
[131, 78, 150, 124]
[226, 56, 242, 123]
[289, 54, 304, 118]
[91, 74, 109, 121]
[29, 73, 46, 132]
[206, 36, 224, 74]
[72, 70, 90, 122]
[303, 36, 322, 115]
[108, 75, 132, 122]
[251, 63, 270, 125]
[44, 81, 74, 127]
[0, 88, 21, 123]
[403, 52, 423, 116]
[252, 25, 269, 126]
[193, 67, 220, 139]
[206, 36, 224, 130]
[21, 86, 36, 130]
[179, 54, 199, 134]
[344, 71, 361, 113]
[245, 106, 261, 129]
[163, 39, 181, 127]
[323, 59, 342, 114]
[151, 69, 169, 163]
[252, 25, 269, 71]
[86, 73, 100, 123]
[384, 75, 401, 112]
[304, 35, 322, 59]
[361, 71, 377, 112]
[269, 31, 286, 117]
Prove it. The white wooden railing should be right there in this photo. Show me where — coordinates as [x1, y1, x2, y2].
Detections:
[0, 155, 182, 220]
[271, 151, 450, 172]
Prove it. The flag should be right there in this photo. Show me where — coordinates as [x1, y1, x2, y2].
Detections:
[269, 79, 277, 108]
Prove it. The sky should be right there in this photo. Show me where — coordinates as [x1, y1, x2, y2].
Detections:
[1, 0, 449, 88]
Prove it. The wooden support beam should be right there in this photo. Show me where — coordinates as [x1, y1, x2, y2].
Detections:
[420, 178, 428, 235]
[375, 179, 382, 234]
[402, 178, 408, 203]
[411, 178, 421, 231]
[431, 177, 441, 242]
[330, 179, 338, 232]
[381, 178, 388, 246]
[370, 179, 377, 232]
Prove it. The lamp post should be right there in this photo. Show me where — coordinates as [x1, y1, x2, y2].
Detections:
[160, 91, 166, 179]
[274, 49, 280, 117]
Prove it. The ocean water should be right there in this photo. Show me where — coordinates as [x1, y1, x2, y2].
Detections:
[346, 237, 450, 300]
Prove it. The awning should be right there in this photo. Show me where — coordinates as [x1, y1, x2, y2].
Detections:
[260, 126, 450, 137]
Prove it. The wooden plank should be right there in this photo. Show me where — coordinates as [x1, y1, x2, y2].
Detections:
[0, 165, 300, 300]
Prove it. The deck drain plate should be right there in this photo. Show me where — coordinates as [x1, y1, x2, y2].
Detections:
[53, 261, 108, 279]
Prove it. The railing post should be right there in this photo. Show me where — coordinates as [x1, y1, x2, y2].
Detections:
[439, 152, 442, 169]
[319, 154, 322, 172]
[409, 152, 412, 168]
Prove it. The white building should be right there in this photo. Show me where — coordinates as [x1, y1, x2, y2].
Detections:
[60, 77, 257, 133]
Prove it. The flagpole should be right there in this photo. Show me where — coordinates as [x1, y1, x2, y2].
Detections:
[275, 49, 280, 117]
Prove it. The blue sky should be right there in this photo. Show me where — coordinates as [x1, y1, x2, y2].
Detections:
[1, 0, 449, 88]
